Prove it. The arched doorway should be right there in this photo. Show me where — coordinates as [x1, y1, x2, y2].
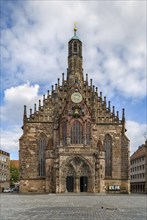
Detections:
[60, 156, 92, 193]
[80, 176, 88, 192]
[66, 176, 74, 192]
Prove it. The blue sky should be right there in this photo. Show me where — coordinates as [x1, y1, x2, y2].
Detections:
[1, 0, 146, 159]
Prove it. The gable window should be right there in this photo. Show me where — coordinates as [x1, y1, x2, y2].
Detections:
[104, 134, 112, 177]
[38, 134, 46, 177]
[71, 121, 83, 144]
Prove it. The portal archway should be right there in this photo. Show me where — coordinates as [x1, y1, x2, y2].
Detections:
[60, 156, 93, 193]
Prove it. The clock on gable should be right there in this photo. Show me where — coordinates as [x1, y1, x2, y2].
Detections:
[71, 92, 82, 103]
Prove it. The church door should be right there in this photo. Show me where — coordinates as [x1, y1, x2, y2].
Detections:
[66, 176, 74, 192]
[80, 176, 88, 192]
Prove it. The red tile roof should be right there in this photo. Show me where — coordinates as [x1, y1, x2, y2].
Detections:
[130, 145, 145, 161]
[10, 160, 19, 168]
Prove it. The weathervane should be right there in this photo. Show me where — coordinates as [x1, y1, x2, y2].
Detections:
[74, 22, 78, 36]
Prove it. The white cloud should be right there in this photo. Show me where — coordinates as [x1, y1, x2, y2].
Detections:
[126, 120, 147, 155]
[1, 126, 22, 154]
[1, 1, 146, 159]
[1, 82, 43, 157]
[1, 1, 146, 98]
[1, 82, 41, 125]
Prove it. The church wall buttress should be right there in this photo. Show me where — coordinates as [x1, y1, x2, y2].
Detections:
[19, 123, 53, 186]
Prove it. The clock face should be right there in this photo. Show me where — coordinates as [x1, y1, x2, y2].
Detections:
[71, 92, 82, 103]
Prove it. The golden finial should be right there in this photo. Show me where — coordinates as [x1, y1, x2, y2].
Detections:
[74, 22, 78, 35]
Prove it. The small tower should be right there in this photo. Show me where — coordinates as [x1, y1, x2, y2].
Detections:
[67, 23, 84, 85]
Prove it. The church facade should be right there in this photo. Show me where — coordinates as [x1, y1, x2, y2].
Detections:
[19, 28, 130, 194]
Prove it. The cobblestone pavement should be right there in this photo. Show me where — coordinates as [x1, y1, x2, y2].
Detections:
[0, 193, 147, 220]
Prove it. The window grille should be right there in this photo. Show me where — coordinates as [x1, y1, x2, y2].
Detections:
[38, 135, 46, 177]
[71, 121, 83, 144]
[104, 134, 112, 177]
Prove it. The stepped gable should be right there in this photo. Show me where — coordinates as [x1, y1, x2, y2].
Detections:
[23, 73, 124, 126]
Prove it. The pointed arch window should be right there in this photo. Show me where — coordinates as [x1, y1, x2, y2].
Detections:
[71, 121, 83, 144]
[62, 121, 67, 146]
[38, 135, 46, 177]
[104, 134, 112, 177]
[86, 122, 91, 145]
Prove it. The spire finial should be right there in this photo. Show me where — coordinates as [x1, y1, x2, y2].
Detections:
[74, 22, 77, 36]
[122, 108, 125, 121]
[23, 105, 27, 120]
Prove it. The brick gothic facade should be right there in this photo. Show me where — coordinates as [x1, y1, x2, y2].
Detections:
[19, 30, 130, 194]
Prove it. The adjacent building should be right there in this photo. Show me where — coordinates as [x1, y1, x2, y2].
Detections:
[145, 139, 147, 193]
[0, 150, 10, 192]
[130, 144, 146, 193]
[19, 28, 130, 194]
[10, 160, 19, 169]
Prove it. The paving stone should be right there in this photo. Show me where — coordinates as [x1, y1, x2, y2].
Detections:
[1, 194, 146, 220]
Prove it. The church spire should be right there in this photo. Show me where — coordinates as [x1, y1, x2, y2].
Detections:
[67, 24, 83, 85]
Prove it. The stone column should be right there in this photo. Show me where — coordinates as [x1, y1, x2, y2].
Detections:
[82, 121, 85, 145]
[67, 135, 70, 145]
[67, 121, 70, 145]
[75, 176, 80, 193]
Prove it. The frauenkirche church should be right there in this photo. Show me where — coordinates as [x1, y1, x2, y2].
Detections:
[19, 26, 130, 194]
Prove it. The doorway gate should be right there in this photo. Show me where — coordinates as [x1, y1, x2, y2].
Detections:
[80, 176, 88, 192]
[66, 176, 74, 192]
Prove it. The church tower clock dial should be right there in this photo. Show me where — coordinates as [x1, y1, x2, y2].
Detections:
[71, 92, 82, 103]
